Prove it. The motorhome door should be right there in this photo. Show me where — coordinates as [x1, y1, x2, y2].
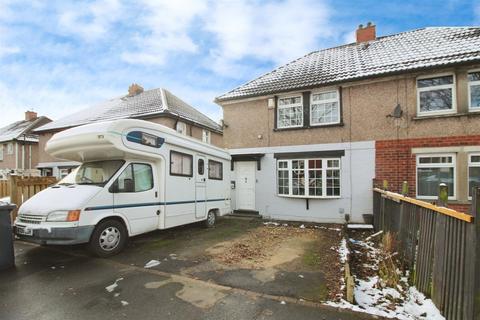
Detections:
[195, 155, 207, 219]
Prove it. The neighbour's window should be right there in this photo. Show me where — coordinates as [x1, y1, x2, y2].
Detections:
[208, 160, 223, 180]
[468, 71, 480, 111]
[310, 90, 340, 125]
[170, 151, 193, 177]
[469, 154, 480, 198]
[417, 74, 456, 115]
[416, 154, 455, 199]
[198, 159, 204, 175]
[112, 163, 153, 193]
[277, 158, 341, 198]
[0, 145, 3, 161]
[176, 122, 187, 135]
[202, 130, 211, 144]
[277, 95, 303, 128]
[7, 143, 13, 155]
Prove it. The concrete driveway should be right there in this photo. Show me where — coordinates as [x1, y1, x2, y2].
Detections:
[0, 218, 379, 320]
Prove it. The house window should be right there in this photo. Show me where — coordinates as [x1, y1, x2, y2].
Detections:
[468, 71, 480, 111]
[469, 154, 480, 198]
[208, 160, 223, 180]
[7, 143, 13, 155]
[277, 158, 341, 198]
[416, 154, 455, 199]
[202, 129, 211, 144]
[176, 122, 187, 135]
[417, 74, 456, 115]
[310, 90, 340, 125]
[170, 151, 193, 177]
[0, 145, 3, 161]
[277, 95, 303, 128]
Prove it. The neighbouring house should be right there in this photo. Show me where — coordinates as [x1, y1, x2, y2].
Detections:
[0, 111, 52, 179]
[216, 24, 480, 223]
[34, 84, 223, 179]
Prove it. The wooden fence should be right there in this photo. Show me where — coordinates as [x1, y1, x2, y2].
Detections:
[8, 176, 58, 220]
[373, 186, 480, 320]
[0, 180, 10, 198]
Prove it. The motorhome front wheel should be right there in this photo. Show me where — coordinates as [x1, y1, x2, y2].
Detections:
[89, 219, 128, 257]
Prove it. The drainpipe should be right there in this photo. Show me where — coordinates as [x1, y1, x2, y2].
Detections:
[15, 143, 18, 170]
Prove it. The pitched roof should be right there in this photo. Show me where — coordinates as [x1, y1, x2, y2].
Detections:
[35, 88, 222, 133]
[0, 116, 51, 143]
[216, 27, 480, 102]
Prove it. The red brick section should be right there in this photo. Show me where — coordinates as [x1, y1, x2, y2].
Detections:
[375, 135, 480, 212]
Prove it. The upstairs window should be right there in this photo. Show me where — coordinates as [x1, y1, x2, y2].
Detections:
[310, 90, 340, 126]
[468, 71, 480, 111]
[7, 143, 13, 155]
[202, 129, 211, 144]
[176, 122, 187, 135]
[417, 74, 456, 115]
[277, 95, 303, 129]
[277, 158, 341, 198]
[469, 154, 480, 198]
[416, 154, 455, 199]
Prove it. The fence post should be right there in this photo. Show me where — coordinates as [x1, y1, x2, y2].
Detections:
[8, 176, 19, 222]
[467, 187, 480, 319]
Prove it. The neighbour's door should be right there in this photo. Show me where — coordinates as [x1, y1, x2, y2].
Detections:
[195, 155, 207, 219]
[235, 161, 256, 211]
[111, 162, 159, 235]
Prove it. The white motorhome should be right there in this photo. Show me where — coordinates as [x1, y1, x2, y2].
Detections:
[14, 119, 231, 256]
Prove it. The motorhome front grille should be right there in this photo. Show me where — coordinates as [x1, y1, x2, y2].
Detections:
[18, 214, 44, 224]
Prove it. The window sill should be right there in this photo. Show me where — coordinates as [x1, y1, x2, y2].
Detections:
[274, 122, 344, 132]
[277, 194, 341, 200]
[412, 112, 480, 121]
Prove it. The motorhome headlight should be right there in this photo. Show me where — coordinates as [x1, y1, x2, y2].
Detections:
[47, 210, 81, 222]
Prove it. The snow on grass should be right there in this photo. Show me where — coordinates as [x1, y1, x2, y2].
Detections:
[144, 260, 161, 268]
[347, 224, 374, 230]
[263, 221, 279, 226]
[120, 300, 129, 306]
[105, 278, 124, 293]
[338, 238, 349, 264]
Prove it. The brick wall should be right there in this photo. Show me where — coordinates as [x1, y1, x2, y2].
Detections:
[375, 135, 480, 211]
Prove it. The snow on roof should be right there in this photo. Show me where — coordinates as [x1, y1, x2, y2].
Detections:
[36, 88, 222, 133]
[0, 117, 50, 143]
[216, 27, 480, 102]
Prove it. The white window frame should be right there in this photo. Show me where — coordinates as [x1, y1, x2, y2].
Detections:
[310, 89, 341, 126]
[6, 143, 13, 155]
[416, 153, 456, 200]
[416, 73, 457, 116]
[468, 153, 480, 200]
[202, 129, 211, 144]
[277, 94, 304, 129]
[276, 158, 341, 199]
[176, 121, 187, 135]
[468, 69, 480, 112]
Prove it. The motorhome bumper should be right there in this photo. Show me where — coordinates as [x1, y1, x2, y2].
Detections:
[14, 225, 95, 245]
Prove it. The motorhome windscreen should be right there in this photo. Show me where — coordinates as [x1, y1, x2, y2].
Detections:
[75, 160, 125, 186]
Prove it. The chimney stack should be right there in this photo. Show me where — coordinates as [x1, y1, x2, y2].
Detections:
[25, 110, 38, 121]
[356, 22, 376, 43]
[128, 83, 144, 96]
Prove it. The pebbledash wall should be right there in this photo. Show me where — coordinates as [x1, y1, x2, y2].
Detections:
[376, 135, 480, 213]
[230, 141, 375, 223]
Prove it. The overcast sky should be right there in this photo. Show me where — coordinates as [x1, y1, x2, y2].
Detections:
[0, 0, 478, 127]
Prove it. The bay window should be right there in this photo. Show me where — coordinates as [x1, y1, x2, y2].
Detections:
[468, 71, 480, 111]
[416, 154, 456, 199]
[469, 154, 480, 198]
[310, 90, 340, 125]
[417, 74, 456, 115]
[277, 95, 303, 128]
[277, 158, 341, 198]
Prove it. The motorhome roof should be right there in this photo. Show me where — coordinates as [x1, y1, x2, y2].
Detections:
[46, 119, 230, 163]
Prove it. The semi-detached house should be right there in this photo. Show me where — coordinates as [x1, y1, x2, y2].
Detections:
[216, 24, 480, 223]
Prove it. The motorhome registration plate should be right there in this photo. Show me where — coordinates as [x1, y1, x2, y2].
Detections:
[16, 226, 33, 236]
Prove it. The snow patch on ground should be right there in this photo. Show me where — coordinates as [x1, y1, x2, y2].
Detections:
[347, 224, 374, 230]
[263, 221, 279, 226]
[120, 300, 129, 306]
[144, 260, 161, 268]
[105, 278, 123, 293]
[338, 238, 349, 264]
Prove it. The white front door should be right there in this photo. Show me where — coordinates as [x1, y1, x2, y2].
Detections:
[235, 161, 256, 211]
[195, 155, 207, 218]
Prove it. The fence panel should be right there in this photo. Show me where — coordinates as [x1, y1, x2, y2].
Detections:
[0, 180, 10, 198]
[372, 187, 477, 320]
[9, 176, 57, 220]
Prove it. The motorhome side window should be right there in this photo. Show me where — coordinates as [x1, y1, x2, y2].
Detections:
[208, 160, 223, 180]
[111, 163, 153, 193]
[170, 151, 193, 177]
